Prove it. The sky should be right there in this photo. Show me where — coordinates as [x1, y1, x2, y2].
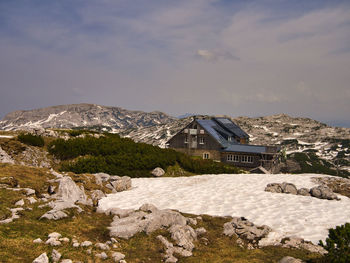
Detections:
[0, 0, 350, 127]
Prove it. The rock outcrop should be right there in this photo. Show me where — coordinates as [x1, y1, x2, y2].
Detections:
[0, 146, 14, 164]
[101, 204, 205, 263]
[265, 182, 339, 200]
[223, 217, 271, 248]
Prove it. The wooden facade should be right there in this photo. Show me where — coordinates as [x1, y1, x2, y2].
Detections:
[167, 117, 279, 171]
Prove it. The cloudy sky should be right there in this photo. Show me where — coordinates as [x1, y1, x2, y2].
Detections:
[0, 0, 349, 126]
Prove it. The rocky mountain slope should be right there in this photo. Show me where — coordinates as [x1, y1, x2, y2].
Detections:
[0, 104, 176, 130]
[118, 114, 350, 174]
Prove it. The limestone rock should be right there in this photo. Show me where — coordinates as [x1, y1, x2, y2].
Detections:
[297, 188, 310, 196]
[91, 190, 106, 202]
[281, 237, 327, 255]
[40, 210, 68, 220]
[310, 186, 339, 200]
[0, 146, 15, 164]
[95, 242, 110, 250]
[151, 167, 165, 177]
[54, 176, 88, 204]
[111, 252, 125, 262]
[169, 224, 197, 251]
[95, 252, 108, 259]
[48, 232, 62, 239]
[15, 199, 25, 206]
[94, 173, 110, 185]
[223, 217, 271, 247]
[265, 183, 283, 193]
[32, 252, 49, 263]
[281, 182, 298, 195]
[27, 197, 37, 204]
[109, 176, 132, 192]
[45, 237, 61, 246]
[60, 260, 73, 263]
[33, 238, 43, 244]
[195, 227, 207, 236]
[51, 249, 61, 263]
[81, 241, 92, 247]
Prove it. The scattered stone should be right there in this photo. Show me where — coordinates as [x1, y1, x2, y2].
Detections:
[111, 251, 125, 262]
[45, 238, 61, 246]
[32, 252, 49, 263]
[48, 232, 62, 239]
[59, 237, 70, 243]
[27, 196, 37, 204]
[86, 248, 92, 255]
[72, 242, 80, 248]
[278, 256, 304, 263]
[15, 199, 25, 206]
[33, 238, 43, 244]
[95, 252, 108, 259]
[139, 203, 158, 213]
[0, 207, 24, 224]
[223, 217, 271, 248]
[51, 249, 61, 263]
[24, 188, 36, 196]
[195, 227, 207, 236]
[111, 237, 118, 243]
[151, 167, 165, 177]
[169, 224, 197, 251]
[60, 260, 73, 263]
[91, 189, 106, 203]
[81, 241, 92, 247]
[95, 242, 110, 250]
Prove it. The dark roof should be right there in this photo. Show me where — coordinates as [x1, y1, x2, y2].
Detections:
[222, 144, 267, 154]
[196, 118, 268, 154]
[213, 117, 249, 138]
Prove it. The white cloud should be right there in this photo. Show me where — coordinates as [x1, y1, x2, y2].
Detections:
[196, 49, 239, 62]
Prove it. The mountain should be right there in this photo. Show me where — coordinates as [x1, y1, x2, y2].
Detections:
[0, 104, 176, 131]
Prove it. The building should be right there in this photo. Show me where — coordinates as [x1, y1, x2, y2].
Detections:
[166, 117, 280, 172]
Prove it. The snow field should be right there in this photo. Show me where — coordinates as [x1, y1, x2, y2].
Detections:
[99, 173, 350, 244]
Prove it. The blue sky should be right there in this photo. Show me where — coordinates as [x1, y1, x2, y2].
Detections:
[0, 0, 350, 126]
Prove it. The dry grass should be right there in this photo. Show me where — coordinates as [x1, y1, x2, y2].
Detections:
[0, 164, 326, 263]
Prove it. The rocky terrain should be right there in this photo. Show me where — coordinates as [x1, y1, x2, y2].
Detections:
[0, 104, 175, 131]
[1, 104, 350, 174]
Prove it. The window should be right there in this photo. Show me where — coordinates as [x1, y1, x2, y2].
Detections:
[228, 136, 232, 142]
[227, 154, 239, 162]
[199, 137, 205, 144]
[203, 153, 210, 159]
[184, 137, 188, 143]
[241, 155, 253, 163]
[200, 129, 205, 134]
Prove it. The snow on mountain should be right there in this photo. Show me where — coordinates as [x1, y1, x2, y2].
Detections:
[0, 104, 176, 131]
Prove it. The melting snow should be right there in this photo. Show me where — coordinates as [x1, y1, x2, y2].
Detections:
[99, 173, 350, 244]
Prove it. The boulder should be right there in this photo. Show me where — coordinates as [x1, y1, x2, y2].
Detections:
[91, 190, 106, 202]
[310, 186, 339, 200]
[109, 176, 132, 192]
[32, 253, 49, 263]
[297, 188, 310, 196]
[95, 242, 110, 250]
[281, 237, 327, 255]
[265, 183, 283, 193]
[281, 182, 298, 195]
[48, 232, 62, 239]
[33, 238, 43, 244]
[15, 199, 25, 206]
[54, 176, 88, 204]
[94, 173, 111, 185]
[151, 167, 165, 177]
[95, 252, 108, 259]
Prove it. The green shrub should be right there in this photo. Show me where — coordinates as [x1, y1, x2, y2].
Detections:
[320, 223, 350, 263]
[17, 133, 44, 147]
[48, 134, 240, 177]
